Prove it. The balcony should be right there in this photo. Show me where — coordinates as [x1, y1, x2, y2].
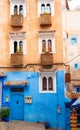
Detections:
[11, 52, 23, 67]
[11, 14, 23, 27]
[40, 13, 52, 26]
[41, 52, 53, 66]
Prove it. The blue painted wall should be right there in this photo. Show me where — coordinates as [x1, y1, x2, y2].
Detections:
[2, 70, 68, 129]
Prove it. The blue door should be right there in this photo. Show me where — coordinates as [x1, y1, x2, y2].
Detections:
[10, 88, 24, 120]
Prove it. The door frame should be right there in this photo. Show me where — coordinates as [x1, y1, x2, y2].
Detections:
[10, 87, 24, 120]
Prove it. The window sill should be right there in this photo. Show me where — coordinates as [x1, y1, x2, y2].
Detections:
[39, 90, 56, 93]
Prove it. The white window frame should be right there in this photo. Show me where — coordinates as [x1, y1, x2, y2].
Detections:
[10, 39, 26, 55]
[39, 38, 55, 54]
[10, 0, 26, 17]
[39, 72, 56, 93]
[38, 0, 54, 16]
[38, 31, 55, 54]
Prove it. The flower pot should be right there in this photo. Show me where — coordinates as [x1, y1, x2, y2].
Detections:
[1, 117, 9, 122]
[44, 122, 50, 129]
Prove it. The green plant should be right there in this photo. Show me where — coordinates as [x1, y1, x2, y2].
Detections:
[0, 108, 2, 118]
[0, 107, 10, 118]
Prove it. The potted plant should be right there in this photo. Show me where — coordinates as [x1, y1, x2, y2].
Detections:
[0, 108, 2, 120]
[0, 107, 10, 122]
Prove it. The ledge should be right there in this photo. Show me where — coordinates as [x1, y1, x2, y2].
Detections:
[4, 80, 28, 86]
[0, 72, 6, 77]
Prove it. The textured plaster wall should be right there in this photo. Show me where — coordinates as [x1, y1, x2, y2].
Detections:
[63, 11, 80, 32]
[0, 0, 63, 68]
[2, 71, 66, 129]
[63, 32, 80, 86]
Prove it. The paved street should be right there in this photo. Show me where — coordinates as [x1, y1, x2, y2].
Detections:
[0, 121, 56, 130]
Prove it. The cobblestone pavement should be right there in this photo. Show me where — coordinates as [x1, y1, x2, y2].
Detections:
[0, 121, 56, 130]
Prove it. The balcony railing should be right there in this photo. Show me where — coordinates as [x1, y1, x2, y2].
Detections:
[40, 13, 52, 26]
[41, 52, 53, 66]
[11, 52, 23, 67]
[11, 14, 23, 27]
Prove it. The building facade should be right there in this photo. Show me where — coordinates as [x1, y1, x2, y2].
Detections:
[63, 2, 80, 129]
[0, 0, 70, 129]
[63, 2, 80, 99]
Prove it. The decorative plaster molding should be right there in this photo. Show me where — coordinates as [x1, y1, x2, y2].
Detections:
[38, 31, 56, 37]
[9, 32, 26, 40]
[10, 0, 26, 4]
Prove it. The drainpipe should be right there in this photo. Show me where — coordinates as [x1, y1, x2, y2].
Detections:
[65, 0, 70, 10]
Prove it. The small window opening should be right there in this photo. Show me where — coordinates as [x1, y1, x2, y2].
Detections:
[42, 40, 46, 52]
[14, 41, 17, 53]
[43, 77, 47, 90]
[74, 63, 78, 70]
[14, 5, 18, 14]
[48, 77, 53, 90]
[19, 41, 23, 53]
[41, 4, 45, 14]
[19, 5, 23, 15]
[48, 39, 52, 52]
[46, 3, 51, 13]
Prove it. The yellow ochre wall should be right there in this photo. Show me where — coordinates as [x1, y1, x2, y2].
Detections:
[0, 0, 63, 67]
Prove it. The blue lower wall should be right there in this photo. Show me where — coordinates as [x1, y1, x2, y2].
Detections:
[56, 71, 65, 129]
[1, 70, 68, 129]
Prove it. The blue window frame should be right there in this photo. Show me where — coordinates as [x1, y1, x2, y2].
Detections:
[75, 87, 80, 93]
[74, 62, 79, 70]
[70, 36, 78, 44]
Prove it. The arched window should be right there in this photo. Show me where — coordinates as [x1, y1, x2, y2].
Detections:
[42, 77, 47, 90]
[48, 77, 53, 90]
[41, 4, 45, 14]
[19, 41, 23, 53]
[39, 72, 56, 92]
[48, 39, 52, 52]
[14, 5, 18, 14]
[42, 40, 46, 52]
[46, 3, 51, 13]
[14, 41, 17, 53]
[19, 5, 23, 15]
